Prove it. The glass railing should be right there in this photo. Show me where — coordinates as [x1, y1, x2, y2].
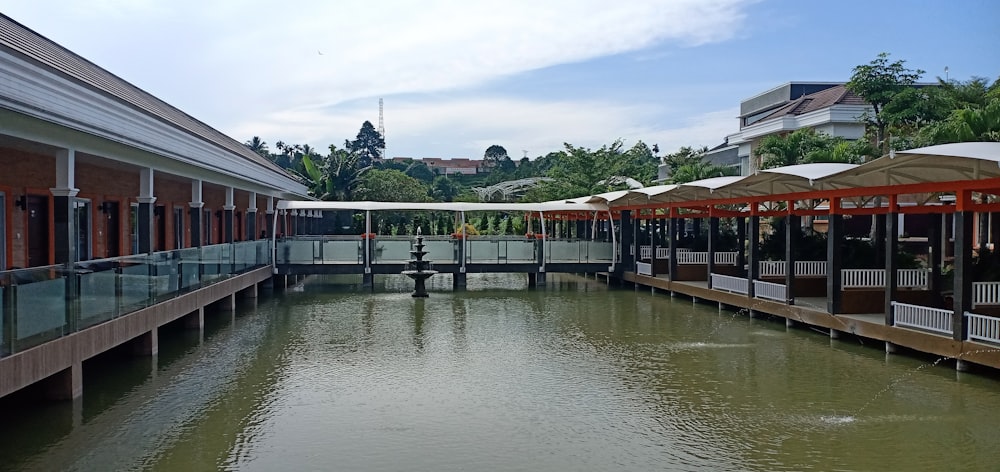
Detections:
[275, 237, 362, 264]
[0, 240, 270, 358]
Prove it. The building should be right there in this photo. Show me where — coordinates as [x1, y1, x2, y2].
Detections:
[391, 157, 486, 175]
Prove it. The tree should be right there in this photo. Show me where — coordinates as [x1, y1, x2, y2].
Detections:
[405, 161, 436, 183]
[754, 128, 869, 169]
[846, 52, 924, 154]
[326, 145, 372, 201]
[483, 145, 509, 168]
[245, 136, 269, 158]
[669, 160, 737, 184]
[345, 121, 385, 168]
[660, 146, 708, 179]
[355, 169, 429, 202]
[431, 175, 459, 202]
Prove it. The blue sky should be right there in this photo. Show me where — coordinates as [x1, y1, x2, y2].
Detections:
[4, 0, 999, 160]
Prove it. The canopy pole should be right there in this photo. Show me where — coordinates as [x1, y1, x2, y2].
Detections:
[365, 210, 371, 273]
[539, 211, 546, 273]
[271, 205, 279, 273]
[460, 211, 466, 272]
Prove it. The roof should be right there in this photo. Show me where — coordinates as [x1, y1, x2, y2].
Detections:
[819, 142, 1000, 189]
[278, 200, 610, 213]
[755, 85, 867, 125]
[0, 13, 291, 180]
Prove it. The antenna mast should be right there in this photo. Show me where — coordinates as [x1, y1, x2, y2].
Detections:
[378, 98, 386, 159]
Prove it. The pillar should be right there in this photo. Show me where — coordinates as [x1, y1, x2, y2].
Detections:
[736, 216, 746, 271]
[826, 209, 843, 315]
[928, 213, 942, 294]
[189, 180, 203, 247]
[707, 216, 718, 288]
[184, 307, 205, 330]
[668, 217, 678, 281]
[52, 148, 79, 263]
[133, 329, 158, 355]
[223, 187, 234, 243]
[748, 215, 760, 298]
[137, 168, 155, 254]
[874, 213, 886, 264]
[785, 213, 798, 305]
[43, 362, 82, 400]
[953, 207, 973, 341]
[884, 200, 899, 325]
[619, 210, 633, 275]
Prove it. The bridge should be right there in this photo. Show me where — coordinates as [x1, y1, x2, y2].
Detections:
[272, 200, 619, 286]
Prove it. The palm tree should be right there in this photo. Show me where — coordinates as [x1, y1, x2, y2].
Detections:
[669, 160, 736, 184]
[245, 136, 269, 158]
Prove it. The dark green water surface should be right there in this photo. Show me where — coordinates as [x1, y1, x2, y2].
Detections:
[2, 273, 999, 471]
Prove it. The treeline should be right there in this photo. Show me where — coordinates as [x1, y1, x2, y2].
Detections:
[247, 53, 1000, 206]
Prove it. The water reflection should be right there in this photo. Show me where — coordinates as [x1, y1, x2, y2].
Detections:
[1, 273, 999, 471]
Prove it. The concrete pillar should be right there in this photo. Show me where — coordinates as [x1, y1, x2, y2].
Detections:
[885, 201, 899, 325]
[43, 362, 83, 400]
[956, 359, 971, 372]
[785, 317, 795, 328]
[133, 329, 158, 355]
[885, 341, 897, 354]
[223, 187, 235, 244]
[829, 328, 841, 339]
[453, 272, 467, 290]
[190, 180, 204, 247]
[184, 307, 205, 330]
[218, 293, 237, 312]
[527, 273, 537, 287]
[52, 149, 79, 264]
[137, 168, 155, 254]
[240, 283, 258, 299]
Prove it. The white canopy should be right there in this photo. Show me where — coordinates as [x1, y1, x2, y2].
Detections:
[818, 142, 1000, 189]
[277, 200, 609, 212]
[712, 163, 859, 199]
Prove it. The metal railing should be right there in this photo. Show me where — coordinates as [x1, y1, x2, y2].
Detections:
[753, 280, 787, 302]
[676, 251, 738, 265]
[966, 311, 1000, 344]
[891, 301, 952, 335]
[711, 273, 748, 294]
[0, 240, 270, 358]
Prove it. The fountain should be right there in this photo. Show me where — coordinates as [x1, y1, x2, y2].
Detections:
[401, 227, 438, 297]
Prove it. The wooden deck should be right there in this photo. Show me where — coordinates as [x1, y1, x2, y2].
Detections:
[620, 272, 1000, 372]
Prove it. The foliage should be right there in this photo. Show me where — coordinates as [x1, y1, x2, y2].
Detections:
[245, 136, 269, 158]
[847, 52, 925, 154]
[755, 128, 872, 169]
[431, 176, 459, 202]
[324, 146, 372, 201]
[345, 121, 385, 168]
[355, 169, 429, 202]
[404, 161, 436, 183]
[526, 140, 658, 201]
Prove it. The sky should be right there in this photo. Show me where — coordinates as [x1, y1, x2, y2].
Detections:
[4, 0, 999, 160]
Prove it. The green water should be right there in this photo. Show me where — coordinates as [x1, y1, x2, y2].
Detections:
[2, 273, 999, 471]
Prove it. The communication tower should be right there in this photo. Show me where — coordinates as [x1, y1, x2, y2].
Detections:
[378, 98, 386, 159]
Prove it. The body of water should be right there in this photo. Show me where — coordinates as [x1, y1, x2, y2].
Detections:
[2, 273, 999, 471]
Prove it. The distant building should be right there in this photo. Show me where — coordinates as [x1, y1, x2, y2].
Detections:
[391, 157, 487, 175]
[728, 82, 870, 174]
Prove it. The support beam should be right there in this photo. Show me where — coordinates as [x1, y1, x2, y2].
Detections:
[707, 217, 718, 288]
[953, 209, 973, 341]
[736, 216, 746, 270]
[826, 210, 843, 315]
[668, 217, 678, 281]
[619, 210, 633, 275]
[748, 215, 760, 299]
[885, 202, 899, 325]
[928, 213, 942, 294]
[784, 214, 798, 305]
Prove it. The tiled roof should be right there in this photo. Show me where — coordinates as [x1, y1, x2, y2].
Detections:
[756, 85, 867, 124]
[0, 14, 290, 178]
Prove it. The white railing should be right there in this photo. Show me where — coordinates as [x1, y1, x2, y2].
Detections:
[676, 252, 708, 264]
[842, 268, 929, 289]
[891, 301, 953, 335]
[711, 273, 748, 294]
[966, 312, 1000, 344]
[636, 262, 652, 276]
[675, 251, 738, 265]
[655, 247, 670, 260]
[757, 260, 828, 277]
[753, 280, 787, 302]
[639, 245, 652, 260]
[759, 260, 786, 277]
[973, 281, 1000, 307]
[714, 252, 738, 265]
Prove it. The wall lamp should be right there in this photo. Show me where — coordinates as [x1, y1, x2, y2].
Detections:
[14, 195, 26, 211]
